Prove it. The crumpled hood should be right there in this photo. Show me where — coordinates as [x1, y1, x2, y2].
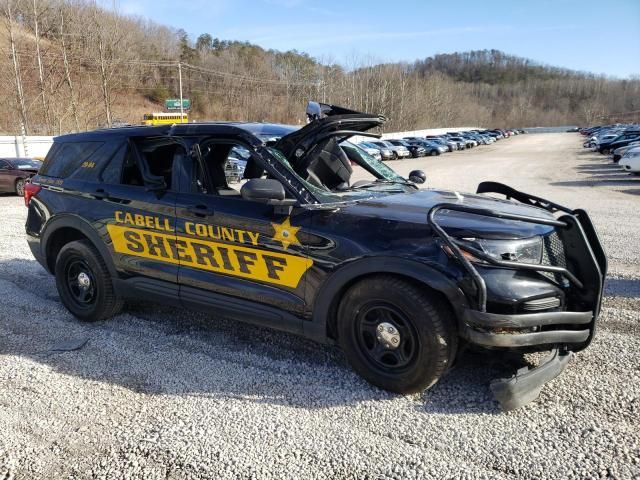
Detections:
[348, 189, 558, 239]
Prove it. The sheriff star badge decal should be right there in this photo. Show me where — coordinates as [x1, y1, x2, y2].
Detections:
[271, 217, 301, 250]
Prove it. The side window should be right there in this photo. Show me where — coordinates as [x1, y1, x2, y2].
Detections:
[0, 160, 9, 170]
[121, 147, 144, 187]
[191, 141, 265, 197]
[136, 140, 185, 191]
[225, 146, 249, 184]
[99, 142, 127, 184]
[39, 142, 103, 178]
[71, 142, 120, 181]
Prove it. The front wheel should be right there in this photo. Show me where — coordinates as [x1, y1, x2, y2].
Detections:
[430, 150, 438, 156]
[55, 240, 123, 322]
[337, 276, 456, 394]
[15, 179, 25, 197]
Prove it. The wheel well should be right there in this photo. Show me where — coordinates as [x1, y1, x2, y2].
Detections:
[325, 272, 456, 341]
[45, 227, 89, 273]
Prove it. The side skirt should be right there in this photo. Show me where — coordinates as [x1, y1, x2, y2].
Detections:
[114, 277, 307, 337]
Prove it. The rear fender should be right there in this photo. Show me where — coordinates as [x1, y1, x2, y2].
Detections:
[40, 214, 118, 277]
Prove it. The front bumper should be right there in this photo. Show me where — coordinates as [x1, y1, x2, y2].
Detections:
[460, 309, 592, 347]
[428, 181, 607, 352]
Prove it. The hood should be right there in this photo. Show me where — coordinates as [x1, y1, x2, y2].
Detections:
[346, 189, 557, 239]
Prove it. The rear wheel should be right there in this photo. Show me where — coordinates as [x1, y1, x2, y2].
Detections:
[337, 276, 456, 394]
[15, 179, 25, 197]
[55, 240, 123, 322]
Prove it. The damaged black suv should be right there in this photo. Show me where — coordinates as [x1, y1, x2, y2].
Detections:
[25, 102, 606, 410]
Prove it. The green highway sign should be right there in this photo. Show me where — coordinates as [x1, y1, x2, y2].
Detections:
[165, 98, 191, 110]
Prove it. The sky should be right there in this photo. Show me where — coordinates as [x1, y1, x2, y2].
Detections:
[114, 0, 640, 78]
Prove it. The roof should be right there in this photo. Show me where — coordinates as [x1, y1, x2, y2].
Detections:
[53, 122, 299, 144]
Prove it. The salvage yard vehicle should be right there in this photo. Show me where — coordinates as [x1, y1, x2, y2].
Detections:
[24, 102, 607, 410]
[0, 157, 40, 196]
[619, 147, 640, 174]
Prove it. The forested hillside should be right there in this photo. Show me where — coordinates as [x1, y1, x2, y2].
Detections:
[1, 0, 638, 135]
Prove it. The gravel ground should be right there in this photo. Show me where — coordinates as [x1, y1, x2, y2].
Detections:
[1, 133, 639, 479]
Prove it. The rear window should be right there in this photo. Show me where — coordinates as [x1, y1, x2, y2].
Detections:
[39, 141, 103, 178]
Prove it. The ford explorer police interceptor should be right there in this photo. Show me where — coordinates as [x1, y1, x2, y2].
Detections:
[24, 102, 607, 410]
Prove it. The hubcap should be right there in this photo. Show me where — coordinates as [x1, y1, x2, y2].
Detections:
[77, 272, 91, 288]
[65, 259, 96, 306]
[355, 304, 418, 372]
[376, 322, 401, 349]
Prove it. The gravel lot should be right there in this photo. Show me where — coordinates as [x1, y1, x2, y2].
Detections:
[1, 133, 639, 479]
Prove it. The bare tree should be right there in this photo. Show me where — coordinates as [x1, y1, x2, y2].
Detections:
[3, 0, 29, 135]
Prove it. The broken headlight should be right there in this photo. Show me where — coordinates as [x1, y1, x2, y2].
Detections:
[455, 236, 543, 264]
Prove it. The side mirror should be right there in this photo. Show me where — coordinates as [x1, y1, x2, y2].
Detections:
[408, 170, 426, 184]
[241, 178, 286, 203]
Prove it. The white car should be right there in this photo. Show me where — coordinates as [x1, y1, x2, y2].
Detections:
[619, 146, 640, 175]
[357, 144, 383, 161]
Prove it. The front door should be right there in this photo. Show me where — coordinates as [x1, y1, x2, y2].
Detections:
[173, 140, 312, 317]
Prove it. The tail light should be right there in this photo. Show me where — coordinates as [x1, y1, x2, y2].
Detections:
[24, 182, 41, 207]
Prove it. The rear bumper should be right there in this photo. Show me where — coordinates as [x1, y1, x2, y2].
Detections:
[460, 309, 592, 348]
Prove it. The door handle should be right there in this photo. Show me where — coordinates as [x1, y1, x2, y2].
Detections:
[92, 188, 109, 200]
[187, 204, 213, 217]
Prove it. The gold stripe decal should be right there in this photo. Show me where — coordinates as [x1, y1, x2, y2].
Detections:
[107, 224, 313, 289]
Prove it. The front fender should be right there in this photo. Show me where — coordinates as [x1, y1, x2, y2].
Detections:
[305, 256, 469, 343]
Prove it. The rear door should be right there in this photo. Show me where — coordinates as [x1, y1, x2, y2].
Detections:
[87, 137, 183, 288]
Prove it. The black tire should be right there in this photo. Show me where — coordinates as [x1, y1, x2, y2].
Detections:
[15, 178, 25, 197]
[602, 148, 610, 155]
[337, 275, 457, 394]
[55, 240, 123, 322]
[430, 150, 438, 156]
[391, 152, 398, 160]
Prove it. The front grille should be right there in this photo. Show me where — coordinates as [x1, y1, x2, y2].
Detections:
[541, 231, 567, 284]
[522, 296, 562, 312]
[542, 231, 566, 267]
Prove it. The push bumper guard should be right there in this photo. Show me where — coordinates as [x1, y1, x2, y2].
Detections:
[427, 182, 607, 409]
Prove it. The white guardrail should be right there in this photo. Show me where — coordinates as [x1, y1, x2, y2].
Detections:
[1, 127, 481, 160]
[0, 136, 54, 159]
[350, 127, 481, 144]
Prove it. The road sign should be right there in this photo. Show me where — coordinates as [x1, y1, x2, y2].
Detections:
[165, 99, 191, 110]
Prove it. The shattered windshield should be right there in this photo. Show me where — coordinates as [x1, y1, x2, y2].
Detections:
[267, 141, 414, 203]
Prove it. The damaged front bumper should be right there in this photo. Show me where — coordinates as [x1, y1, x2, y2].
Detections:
[460, 309, 593, 348]
[428, 182, 607, 410]
[491, 349, 574, 411]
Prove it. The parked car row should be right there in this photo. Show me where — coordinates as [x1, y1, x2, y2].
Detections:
[579, 123, 640, 175]
[580, 123, 640, 155]
[358, 128, 525, 160]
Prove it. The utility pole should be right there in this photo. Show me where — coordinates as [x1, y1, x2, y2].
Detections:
[178, 62, 185, 123]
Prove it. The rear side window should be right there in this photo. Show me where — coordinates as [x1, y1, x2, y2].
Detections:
[39, 142, 103, 179]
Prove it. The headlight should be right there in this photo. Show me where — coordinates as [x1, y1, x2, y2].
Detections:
[455, 237, 543, 264]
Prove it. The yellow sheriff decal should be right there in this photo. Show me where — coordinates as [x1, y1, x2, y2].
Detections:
[107, 224, 312, 289]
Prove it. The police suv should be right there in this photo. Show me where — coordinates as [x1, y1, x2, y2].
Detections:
[25, 102, 606, 410]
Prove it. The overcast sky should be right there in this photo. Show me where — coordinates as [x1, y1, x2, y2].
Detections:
[113, 0, 640, 78]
